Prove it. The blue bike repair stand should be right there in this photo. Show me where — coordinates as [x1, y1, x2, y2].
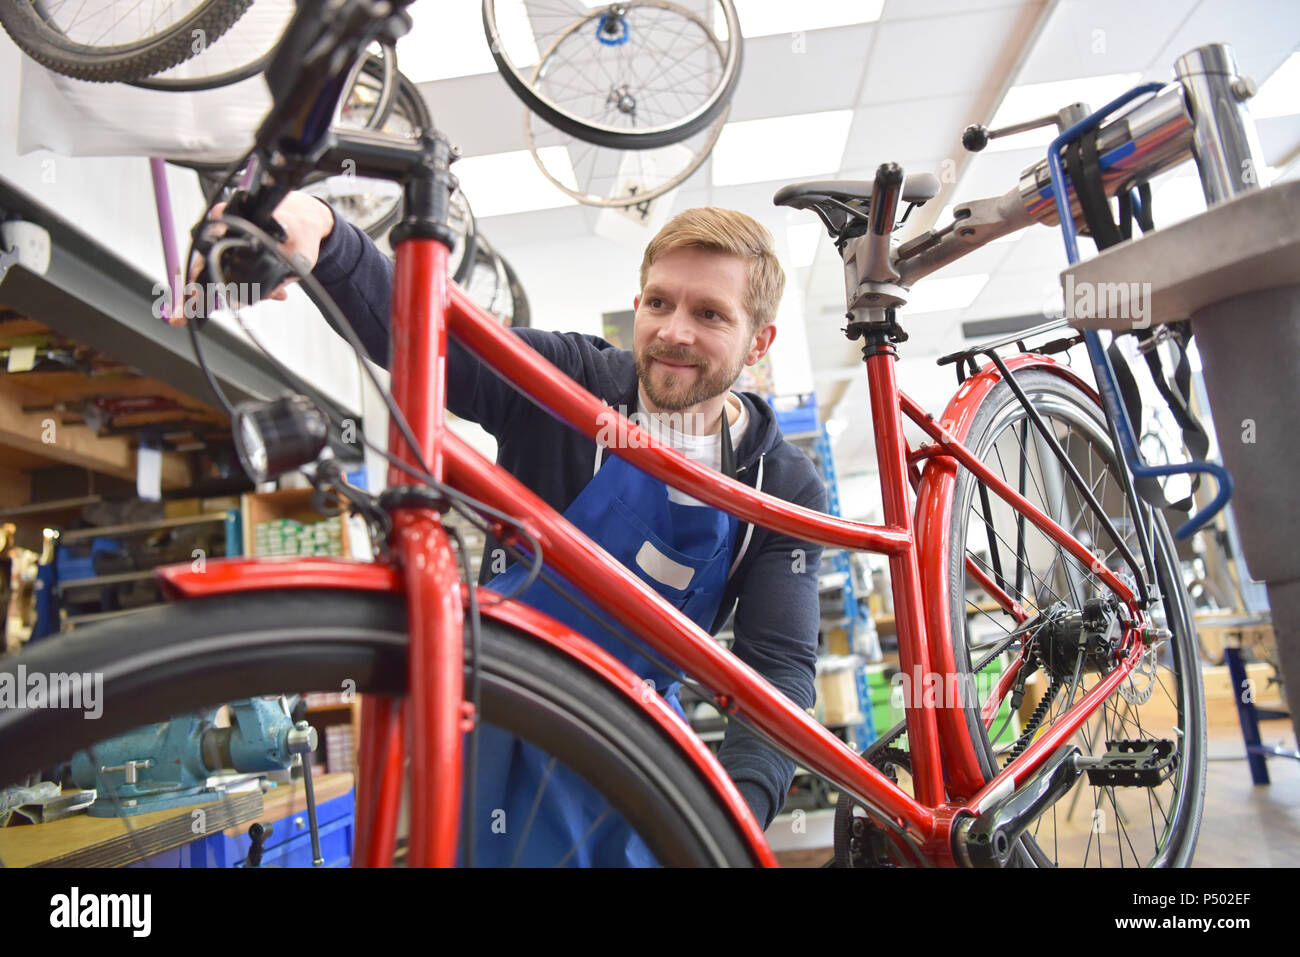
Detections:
[1044, 84, 1232, 542]
[1046, 87, 1299, 782]
[1220, 629, 1300, 784]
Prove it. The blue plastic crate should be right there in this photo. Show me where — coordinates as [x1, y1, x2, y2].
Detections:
[770, 393, 818, 435]
[55, 537, 126, 582]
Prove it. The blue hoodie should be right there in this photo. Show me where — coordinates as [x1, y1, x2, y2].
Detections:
[312, 215, 827, 830]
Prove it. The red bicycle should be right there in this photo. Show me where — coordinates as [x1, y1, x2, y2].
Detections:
[4, 0, 1236, 868]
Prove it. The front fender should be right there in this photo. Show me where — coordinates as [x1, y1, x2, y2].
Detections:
[156, 557, 776, 866]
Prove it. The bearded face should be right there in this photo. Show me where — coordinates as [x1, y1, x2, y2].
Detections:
[632, 247, 760, 416]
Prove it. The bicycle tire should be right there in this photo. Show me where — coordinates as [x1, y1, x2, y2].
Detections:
[944, 368, 1205, 867]
[483, 0, 742, 150]
[0, 589, 756, 867]
[464, 235, 510, 325]
[127, 0, 295, 92]
[0, 0, 253, 82]
[335, 43, 399, 132]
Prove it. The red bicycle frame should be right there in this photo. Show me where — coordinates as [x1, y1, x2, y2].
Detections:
[160, 233, 1149, 867]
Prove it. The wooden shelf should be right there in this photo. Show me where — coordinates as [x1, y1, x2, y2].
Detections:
[59, 511, 226, 543]
[60, 568, 163, 588]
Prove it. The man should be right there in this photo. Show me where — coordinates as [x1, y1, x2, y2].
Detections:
[263, 194, 825, 861]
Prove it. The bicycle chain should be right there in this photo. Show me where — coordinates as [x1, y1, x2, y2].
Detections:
[1002, 644, 1062, 769]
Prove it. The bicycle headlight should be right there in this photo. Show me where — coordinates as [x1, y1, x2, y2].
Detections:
[233, 394, 329, 483]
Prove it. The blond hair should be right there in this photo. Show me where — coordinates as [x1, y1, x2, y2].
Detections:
[639, 207, 785, 330]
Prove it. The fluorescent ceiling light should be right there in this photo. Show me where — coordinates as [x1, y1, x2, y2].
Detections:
[712, 110, 853, 186]
[1250, 52, 1300, 119]
[904, 273, 989, 314]
[717, 0, 884, 39]
[399, 0, 538, 82]
[984, 73, 1143, 152]
[787, 222, 823, 268]
[453, 149, 579, 217]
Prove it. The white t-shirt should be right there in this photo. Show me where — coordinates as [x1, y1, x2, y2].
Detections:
[631, 392, 748, 506]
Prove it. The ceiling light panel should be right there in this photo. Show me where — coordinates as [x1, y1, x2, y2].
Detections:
[711, 110, 854, 186]
[453, 149, 579, 217]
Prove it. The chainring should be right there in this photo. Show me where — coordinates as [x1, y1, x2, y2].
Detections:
[832, 735, 911, 868]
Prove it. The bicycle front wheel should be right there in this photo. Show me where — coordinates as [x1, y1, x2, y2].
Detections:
[944, 368, 1206, 867]
[0, 589, 757, 867]
[0, 0, 252, 81]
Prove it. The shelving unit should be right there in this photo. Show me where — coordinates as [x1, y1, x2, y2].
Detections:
[785, 422, 879, 755]
[55, 509, 232, 632]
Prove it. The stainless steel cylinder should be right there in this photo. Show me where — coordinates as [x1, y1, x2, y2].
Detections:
[1018, 85, 1195, 226]
[1173, 43, 1266, 206]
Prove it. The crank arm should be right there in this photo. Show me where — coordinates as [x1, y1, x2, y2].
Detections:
[953, 744, 1082, 867]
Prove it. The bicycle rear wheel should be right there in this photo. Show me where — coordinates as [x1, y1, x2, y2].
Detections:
[944, 368, 1205, 867]
[0, 589, 756, 867]
[0, 0, 252, 81]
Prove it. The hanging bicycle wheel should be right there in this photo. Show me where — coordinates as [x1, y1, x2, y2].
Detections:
[127, 0, 294, 92]
[464, 235, 529, 328]
[945, 369, 1205, 867]
[0, 590, 757, 867]
[301, 174, 476, 286]
[0, 0, 252, 82]
[333, 43, 403, 133]
[527, 100, 727, 208]
[484, 0, 742, 150]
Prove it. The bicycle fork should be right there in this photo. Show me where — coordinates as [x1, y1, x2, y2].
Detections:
[353, 130, 468, 868]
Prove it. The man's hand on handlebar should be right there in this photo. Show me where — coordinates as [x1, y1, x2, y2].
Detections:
[176, 191, 336, 326]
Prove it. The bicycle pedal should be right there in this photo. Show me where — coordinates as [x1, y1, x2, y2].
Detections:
[1083, 739, 1177, 787]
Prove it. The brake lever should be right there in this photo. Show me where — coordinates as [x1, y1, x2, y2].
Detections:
[199, 188, 297, 304]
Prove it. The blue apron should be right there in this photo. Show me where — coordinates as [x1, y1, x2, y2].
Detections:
[466, 403, 740, 867]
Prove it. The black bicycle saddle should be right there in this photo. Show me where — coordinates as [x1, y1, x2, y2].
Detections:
[774, 173, 942, 239]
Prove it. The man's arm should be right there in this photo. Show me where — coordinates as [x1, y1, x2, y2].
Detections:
[311, 205, 599, 437]
[716, 470, 826, 829]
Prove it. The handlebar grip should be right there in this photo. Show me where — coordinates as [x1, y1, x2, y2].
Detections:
[202, 188, 297, 301]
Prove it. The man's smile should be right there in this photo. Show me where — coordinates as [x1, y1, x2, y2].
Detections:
[653, 357, 697, 371]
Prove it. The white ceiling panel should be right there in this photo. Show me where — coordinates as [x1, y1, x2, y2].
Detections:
[1150, 0, 1300, 73]
[860, 3, 1033, 103]
[475, 203, 593, 243]
[419, 73, 532, 157]
[842, 94, 979, 170]
[949, 145, 1042, 199]
[964, 264, 1063, 319]
[1258, 115, 1300, 166]
[1017, 0, 1202, 83]
[725, 28, 875, 121]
